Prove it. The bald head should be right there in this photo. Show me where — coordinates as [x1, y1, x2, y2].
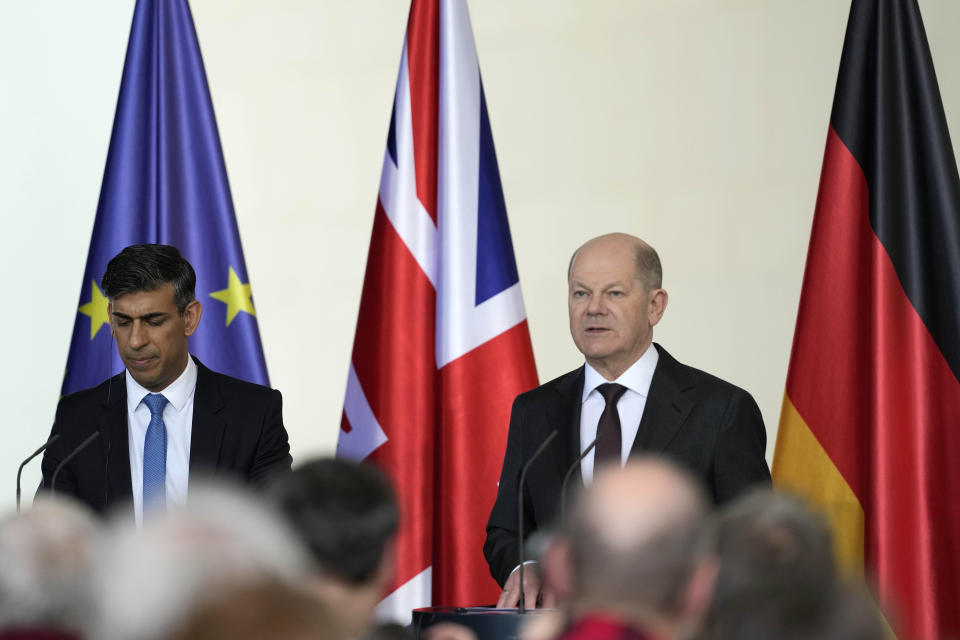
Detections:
[582, 460, 706, 551]
[568, 233, 662, 292]
[566, 459, 708, 615]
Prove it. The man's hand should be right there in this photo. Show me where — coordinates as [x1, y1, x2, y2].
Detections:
[496, 562, 556, 609]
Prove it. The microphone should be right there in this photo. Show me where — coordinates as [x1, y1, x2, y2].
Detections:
[517, 429, 558, 613]
[50, 431, 101, 496]
[559, 430, 606, 524]
[16, 433, 60, 512]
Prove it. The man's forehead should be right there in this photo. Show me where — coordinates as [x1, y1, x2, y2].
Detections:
[571, 243, 637, 275]
[569, 258, 639, 287]
[110, 285, 177, 314]
[569, 275, 635, 290]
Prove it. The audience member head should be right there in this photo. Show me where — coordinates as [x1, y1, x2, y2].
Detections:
[268, 458, 399, 638]
[543, 458, 712, 636]
[816, 583, 886, 640]
[567, 233, 668, 380]
[700, 489, 881, 640]
[361, 622, 417, 640]
[0, 497, 99, 635]
[102, 244, 202, 392]
[167, 579, 336, 640]
[88, 483, 311, 640]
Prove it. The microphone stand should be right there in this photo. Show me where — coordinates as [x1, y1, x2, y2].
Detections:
[16, 434, 60, 512]
[559, 430, 606, 524]
[517, 430, 558, 613]
[50, 432, 101, 496]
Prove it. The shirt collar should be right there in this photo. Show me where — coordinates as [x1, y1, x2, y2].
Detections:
[126, 355, 198, 413]
[582, 343, 659, 404]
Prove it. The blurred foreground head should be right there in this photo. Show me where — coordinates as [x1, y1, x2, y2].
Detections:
[268, 458, 399, 637]
[701, 489, 884, 640]
[168, 579, 335, 640]
[88, 483, 311, 640]
[0, 497, 99, 636]
[543, 458, 712, 637]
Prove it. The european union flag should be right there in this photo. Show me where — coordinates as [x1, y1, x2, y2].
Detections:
[62, 0, 268, 396]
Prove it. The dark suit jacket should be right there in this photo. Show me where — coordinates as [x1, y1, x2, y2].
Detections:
[483, 343, 771, 586]
[39, 357, 292, 517]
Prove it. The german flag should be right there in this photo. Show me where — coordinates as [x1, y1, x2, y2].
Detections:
[772, 1, 960, 639]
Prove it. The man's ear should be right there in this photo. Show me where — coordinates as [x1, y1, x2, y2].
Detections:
[372, 538, 397, 596]
[681, 557, 718, 619]
[108, 302, 115, 337]
[183, 300, 202, 336]
[648, 289, 668, 327]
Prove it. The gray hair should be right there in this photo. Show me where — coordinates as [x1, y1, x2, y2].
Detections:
[87, 482, 313, 640]
[702, 489, 842, 640]
[0, 496, 100, 632]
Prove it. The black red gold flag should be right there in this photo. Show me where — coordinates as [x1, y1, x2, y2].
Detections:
[774, 1, 960, 638]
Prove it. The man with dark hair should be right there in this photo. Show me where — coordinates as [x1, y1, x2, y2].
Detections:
[699, 489, 884, 640]
[41, 244, 292, 523]
[486, 232, 770, 607]
[538, 459, 716, 640]
[268, 458, 399, 640]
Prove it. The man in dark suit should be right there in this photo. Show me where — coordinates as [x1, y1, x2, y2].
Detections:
[485, 233, 770, 607]
[41, 244, 291, 522]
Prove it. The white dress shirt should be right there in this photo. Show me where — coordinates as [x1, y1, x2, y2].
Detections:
[126, 355, 197, 525]
[579, 344, 659, 484]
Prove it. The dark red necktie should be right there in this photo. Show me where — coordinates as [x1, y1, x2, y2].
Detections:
[594, 383, 628, 467]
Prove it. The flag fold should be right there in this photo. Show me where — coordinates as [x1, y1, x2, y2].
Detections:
[773, 2, 960, 638]
[338, 0, 538, 619]
[63, 0, 268, 397]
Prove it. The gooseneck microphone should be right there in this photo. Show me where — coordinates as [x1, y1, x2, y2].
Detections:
[517, 429, 558, 613]
[559, 430, 607, 524]
[50, 431, 101, 496]
[16, 433, 60, 512]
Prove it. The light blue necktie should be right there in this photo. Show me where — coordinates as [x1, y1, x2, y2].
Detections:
[142, 393, 168, 510]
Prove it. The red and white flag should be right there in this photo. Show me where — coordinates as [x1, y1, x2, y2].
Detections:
[338, 0, 538, 620]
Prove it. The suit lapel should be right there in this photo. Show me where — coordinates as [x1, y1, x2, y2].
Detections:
[101, 373, 133, 510]
[549, 367, 585, 484]
[190, 359, 226, 476]
[633, 344, 695, 455]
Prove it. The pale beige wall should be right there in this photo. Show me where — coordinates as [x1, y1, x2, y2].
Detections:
[3, 1, 960, 512]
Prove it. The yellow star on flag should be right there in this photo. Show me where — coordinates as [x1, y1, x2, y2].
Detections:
[78, 280, 110, 339]
[209, 266, 257, 326]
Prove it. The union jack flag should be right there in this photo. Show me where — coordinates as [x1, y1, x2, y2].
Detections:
[337, 0, 538, 620]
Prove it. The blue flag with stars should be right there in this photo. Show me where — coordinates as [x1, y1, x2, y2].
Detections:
[63, 0, 268, 396]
